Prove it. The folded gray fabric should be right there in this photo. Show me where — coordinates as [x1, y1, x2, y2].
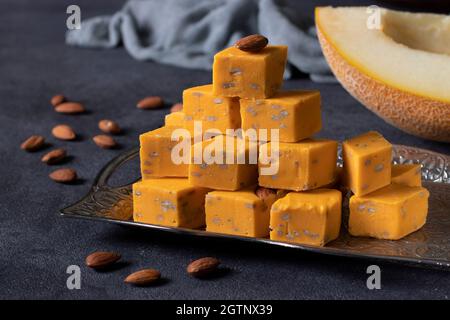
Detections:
[66, 0, 335, 82]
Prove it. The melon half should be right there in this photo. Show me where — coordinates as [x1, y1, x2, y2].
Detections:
[316, 7, 450, 142]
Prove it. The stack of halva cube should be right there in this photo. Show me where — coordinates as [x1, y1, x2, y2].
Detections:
[133, 35, 429, 246]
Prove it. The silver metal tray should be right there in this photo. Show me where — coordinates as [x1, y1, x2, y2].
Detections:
[60, 144, 450, 270]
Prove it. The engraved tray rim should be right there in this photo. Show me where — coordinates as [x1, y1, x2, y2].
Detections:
[60, 144, 450, 270]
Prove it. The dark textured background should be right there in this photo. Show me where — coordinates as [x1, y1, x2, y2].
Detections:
[0, 0, 449, 299]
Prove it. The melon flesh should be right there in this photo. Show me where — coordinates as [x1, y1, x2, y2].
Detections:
[316, 7, 450, 142]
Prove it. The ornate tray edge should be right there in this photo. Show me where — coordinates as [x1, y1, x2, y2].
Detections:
[60, 145, 450, 270]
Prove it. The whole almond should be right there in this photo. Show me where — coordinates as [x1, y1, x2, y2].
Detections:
[85, 251, 121, 269]
[52, 124, 76, 141]
[55, 102, 85, 114]
[93, 134, 117, 149]
[98, 119, 121, 134]
[187, 257, 220, 278]
[49, 168, 77, 183]
[51, 94, 66, 107]
[137, 96, 163, 109]
[20, 135, 45, 152]
[41, 148, 67, 165]
[255, 187, 276, 200]
[235, 34, 268, 52]
[125, 269, 161, 286]
[170, 103, 183, 113]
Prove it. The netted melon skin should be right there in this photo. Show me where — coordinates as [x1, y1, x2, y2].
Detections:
[316, 26, 450, 143]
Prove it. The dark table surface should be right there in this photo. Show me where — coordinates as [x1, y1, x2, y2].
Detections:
[1, 0, 449, 300]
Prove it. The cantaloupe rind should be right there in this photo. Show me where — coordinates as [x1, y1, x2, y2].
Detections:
[315, 7, 450, 142]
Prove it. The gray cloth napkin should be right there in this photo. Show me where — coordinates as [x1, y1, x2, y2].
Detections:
[66, 0, 334, 82]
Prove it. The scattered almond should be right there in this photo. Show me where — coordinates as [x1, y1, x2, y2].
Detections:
[85, 251, 121, 269]
[235, 34, 268, 52]
[187, 257, 220, 278]
[50, 94, 66, 107]
[170, 103, 183, 113]
[41, 148, 67, 165]
[137, 96, 163, 110]
[54, 102, 85, 114]
[255, 187, 276, 199]
[52, 124, 76, 141]
[93, 134, 117, 149]
[124, 269, 161, 286]
[49, 168, 77, 183]
[20, 135, 45, 152]
[98, 119, 121, 134]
